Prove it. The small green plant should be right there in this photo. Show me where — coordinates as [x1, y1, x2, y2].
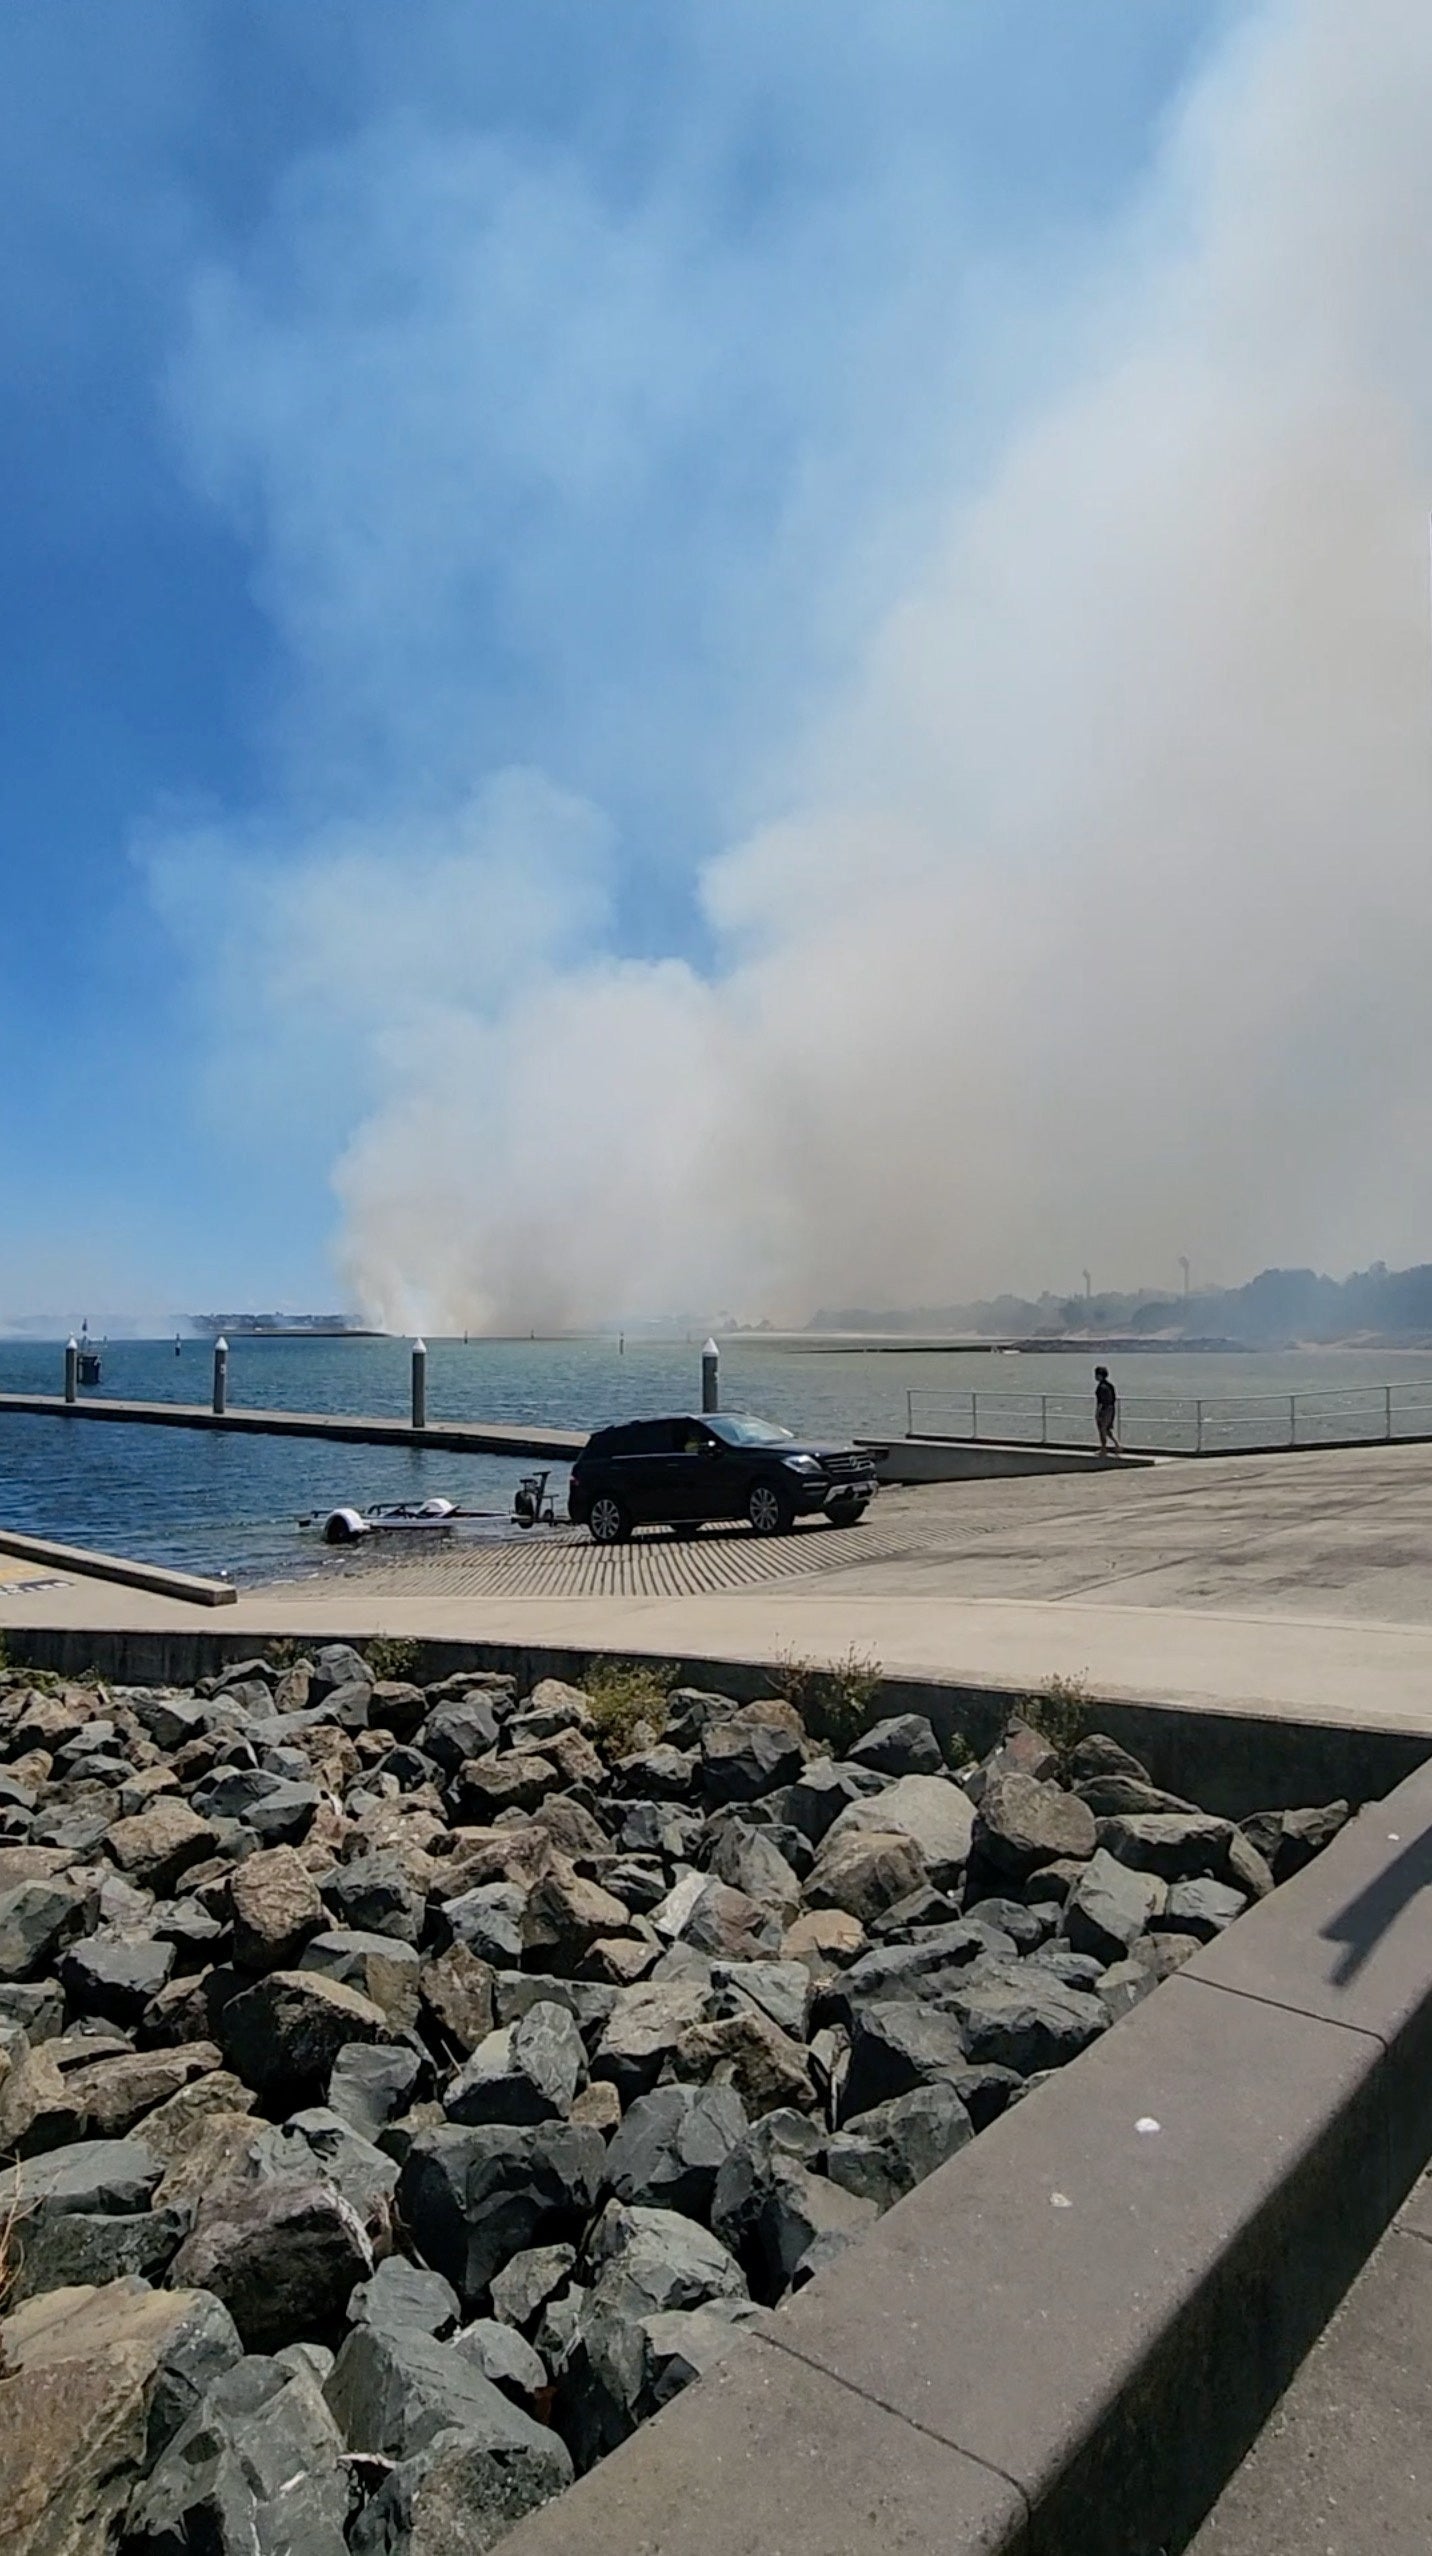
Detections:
[584, 1659, 678, 1759]
[941, 1728, 974, 1772]
[775, 1645, 883, 1752]
[1020, 1671, 1092, 1766]
[264, 1637, 301, 1672]
[363, 1636, 420, 1683]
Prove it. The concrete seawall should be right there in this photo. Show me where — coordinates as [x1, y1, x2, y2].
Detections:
[4, 1623, 1428, 1817]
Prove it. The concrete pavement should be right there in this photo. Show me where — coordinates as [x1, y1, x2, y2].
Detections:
[1189, 2168, 1432, 2553]
[7, 1440, 1432, 1737]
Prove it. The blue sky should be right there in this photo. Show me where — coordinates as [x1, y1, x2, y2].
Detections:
[0, 1, 1228, 1320]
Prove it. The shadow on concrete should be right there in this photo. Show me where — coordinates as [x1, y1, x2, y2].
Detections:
[1321, 1822, 1432, 1982]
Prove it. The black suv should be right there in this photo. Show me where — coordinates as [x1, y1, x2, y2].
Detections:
[567, 1412, 878, 1544]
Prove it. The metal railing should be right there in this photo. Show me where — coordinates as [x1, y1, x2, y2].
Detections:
[905, 1379, 1432, 1455]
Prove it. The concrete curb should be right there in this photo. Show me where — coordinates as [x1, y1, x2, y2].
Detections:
[0, 1529, 236, 1608]
[490, 1757, 1432, 2556]
[0, 1625, 1425, 1815]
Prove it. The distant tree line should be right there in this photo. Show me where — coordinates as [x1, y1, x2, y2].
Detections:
[810, 1261, 1432, 1344]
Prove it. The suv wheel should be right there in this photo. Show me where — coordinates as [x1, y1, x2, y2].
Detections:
[588, 1494, 632, 1546]
[747, 1481, 793, 1537]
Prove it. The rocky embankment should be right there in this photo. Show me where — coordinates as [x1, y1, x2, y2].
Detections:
[0, 1649, 1349, 2553]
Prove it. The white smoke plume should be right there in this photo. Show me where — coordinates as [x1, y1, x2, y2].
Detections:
[157, 0, 1432, 1328]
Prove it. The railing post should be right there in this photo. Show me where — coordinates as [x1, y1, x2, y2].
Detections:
[1289, 1393, 1296, 1448]
[907, 1388, 915, 1438]
[64, 1337, 78, 1404]
[1041, 1393, 1048, 1444]
[411, 1338, 428, 1431]
[971, 1393, 979, 1441]
[1386, 1384, 1393, 1441]
[212, 1337, 228, 1417]
[1195, 1398, 1203, 1454]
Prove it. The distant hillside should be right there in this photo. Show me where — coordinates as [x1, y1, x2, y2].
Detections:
[809, 1262, 1432, 1346]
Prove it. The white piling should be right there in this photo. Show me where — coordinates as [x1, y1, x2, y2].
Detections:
[412, 1337, 428, 1431]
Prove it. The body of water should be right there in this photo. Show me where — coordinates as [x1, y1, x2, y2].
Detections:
[1, 1333, 1429, 1583]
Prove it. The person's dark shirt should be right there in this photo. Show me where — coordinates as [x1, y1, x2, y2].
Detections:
[1095, 1376, 1116, 1416]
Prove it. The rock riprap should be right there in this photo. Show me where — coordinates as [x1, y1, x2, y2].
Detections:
[0, 1654, 1350, 2551]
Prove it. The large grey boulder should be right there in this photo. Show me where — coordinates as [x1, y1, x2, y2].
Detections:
[839, 1999, 969, 2124]
[0, 2280, 243, 2551]
[326, 2323, 572, 2542]
[489, 2242, 577, 2335]
[601, 2082, 748, 2218]
[847, 1716, 943, 1779]
[244, 2104, 400, 2233]
[827, 1774, 976, 1884]
[710, 1956, 812, 2042]
[948, 1963, 1108, 2076]
[452, 2316, 549, 2405]
[9, 2202, 190, 2303]
[329, 2041, 424, 2141]
[349, 2419, 571, 2555]
[125, 2351, 351, 2556]
[439, 1882, 527, 1967]
[710, 2110, 875, 2302]
[1100, 1810, 1237, 1882]
[0, 2134, 161, 2222]
[349, 2254, 462, 2341]
[706, 1820, 803, 1919]
[324, 1851, 426, 1945]
[700, 1707, 806, 1806]
[804, 1828, 926, 1926]
[398, 2121, 605, 2310]
[168, 2175, 374, 2348]
[819, 1919, 1002, 2025]
[826, 2082, 974, 2209]
[217, 1967, 389, 2101]
[420, 1693, 502, 1774]
[0, 1882, 93, 1980]
[1162, 1876, 1248, 1939]
[301, 1929, 422, 2029]
[1062, 1848, 1167, 1961]
[972, 1773, 1097, 1884]
[781, 1758, 890, 1846]
[444, 2001, 586, 2128]
[61, 1933, 174, 2026]
[557, 2213, 754, 2471]
[589, 1978, 715, 2103]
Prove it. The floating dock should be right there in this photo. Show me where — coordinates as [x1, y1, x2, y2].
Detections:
[0, 1392, 584, 1460]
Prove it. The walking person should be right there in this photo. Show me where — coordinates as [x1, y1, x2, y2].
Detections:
[1094, 1364, 1119, 1455]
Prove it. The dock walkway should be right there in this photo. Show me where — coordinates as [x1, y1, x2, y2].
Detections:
[0, 1392, 584, 1461]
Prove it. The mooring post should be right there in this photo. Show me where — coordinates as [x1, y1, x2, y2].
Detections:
[701, 1337, 719, 1414]
[212, 1337, 228, 1416]
[412, 1337, 427, 1431]
[64, 1337, 78, 1404]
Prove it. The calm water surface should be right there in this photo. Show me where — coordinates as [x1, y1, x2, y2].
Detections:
[1, 1334, 1428, 1583]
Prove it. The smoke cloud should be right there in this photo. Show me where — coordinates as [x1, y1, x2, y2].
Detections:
[155, 0, 1432, 1327]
